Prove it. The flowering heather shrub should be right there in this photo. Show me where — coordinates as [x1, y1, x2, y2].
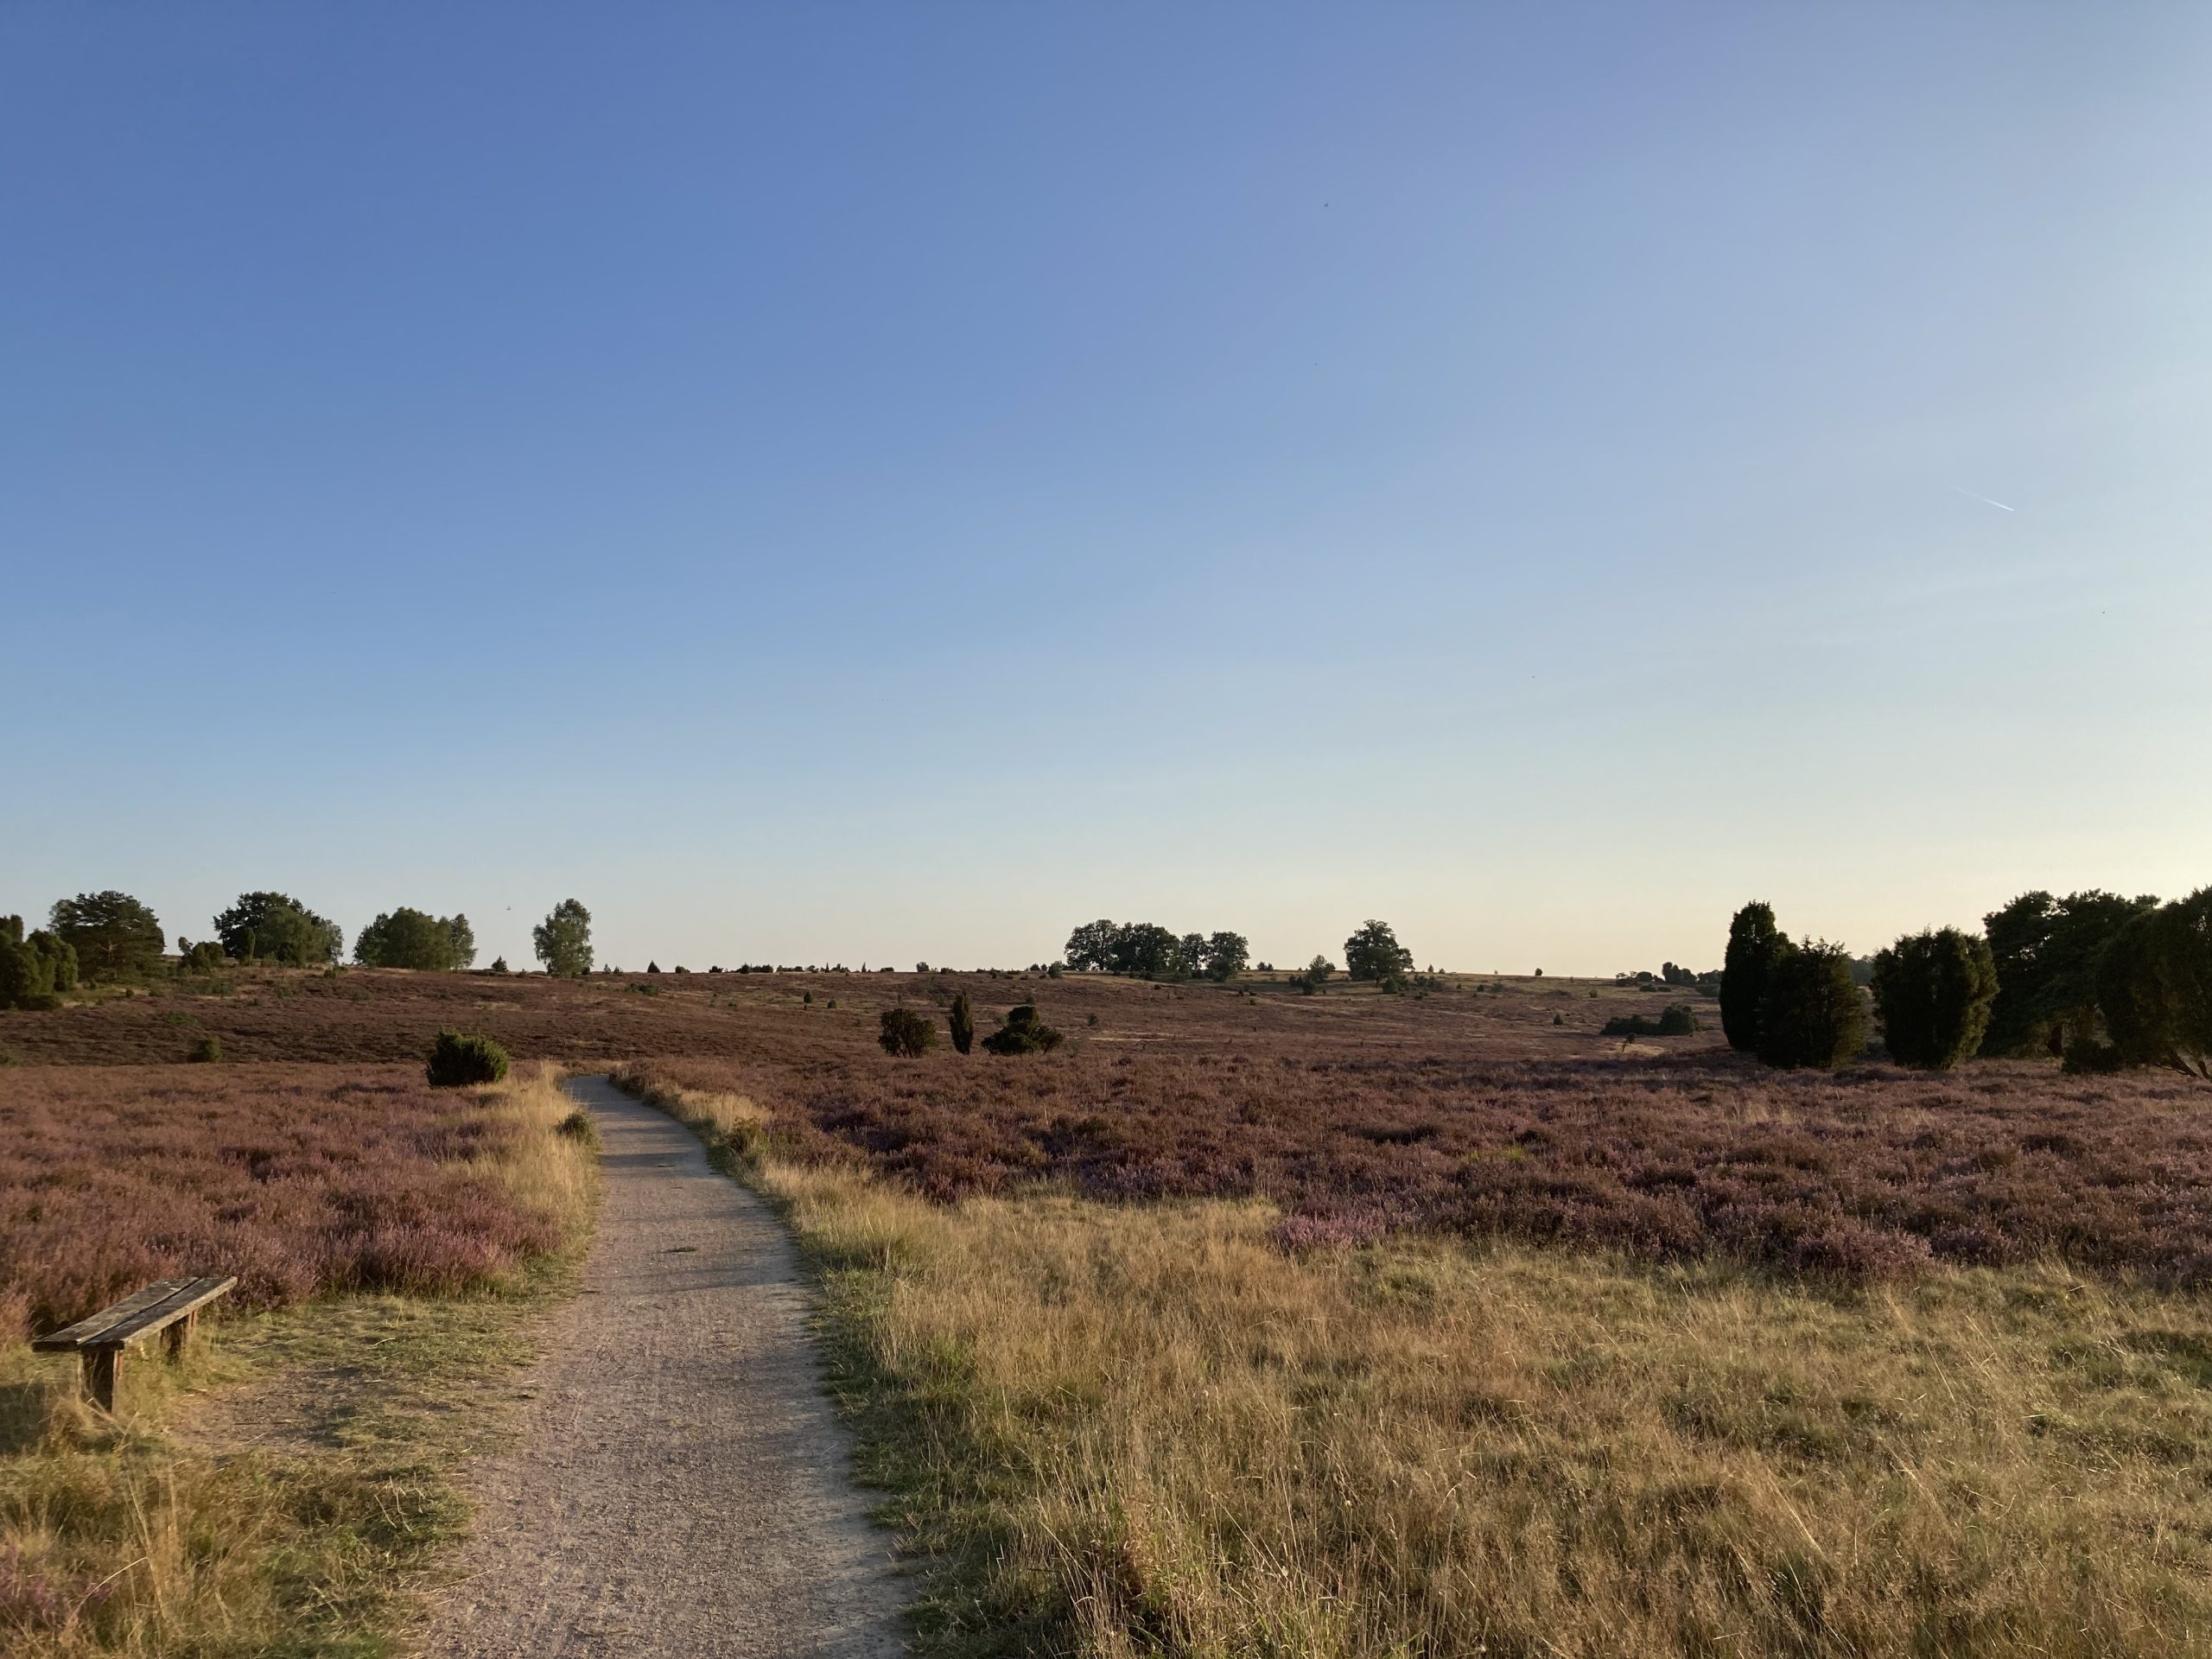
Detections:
[0, 1542, 117, 1637]
[0, 1065, 563, 1338]
[628, 1049, 2212, 1285]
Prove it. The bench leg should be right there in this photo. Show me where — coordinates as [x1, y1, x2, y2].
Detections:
[81, 1348, 119, 1414]
[164, 1309, 197, 1363]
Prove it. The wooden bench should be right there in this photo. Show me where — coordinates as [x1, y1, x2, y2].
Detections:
[31, 1276, 238, 1412]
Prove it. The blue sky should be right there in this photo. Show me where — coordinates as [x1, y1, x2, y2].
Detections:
[4, 4, 2207, 975]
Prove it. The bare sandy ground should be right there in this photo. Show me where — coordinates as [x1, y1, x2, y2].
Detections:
[416, 1074, 907, 1658]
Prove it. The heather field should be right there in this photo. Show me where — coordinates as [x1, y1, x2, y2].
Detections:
[0, 1065, 572, 1342]
[10, 962, 2212, 1656]
[16, 964, 2212, 1286]
[638, 1073, 2212, 1659]
[0, 958, 1697, 1066]
[629, 1033, 2212, 1286]
[0, 1062, 597, 1656]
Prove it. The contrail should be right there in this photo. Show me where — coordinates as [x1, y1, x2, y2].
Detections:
[1949, 485, 2016, 512]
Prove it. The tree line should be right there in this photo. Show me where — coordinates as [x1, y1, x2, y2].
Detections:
[0, 889, 603, 1007]
[1061, 917, 1416, 992]
[1718, 886, 2209, 1077]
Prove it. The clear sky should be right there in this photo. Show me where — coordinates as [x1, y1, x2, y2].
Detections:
[4, 4, 2207, 976]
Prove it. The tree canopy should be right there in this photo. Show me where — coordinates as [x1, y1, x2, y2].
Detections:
[213, 892, 343, 966]
[533, 898, 594, 977]
[1204, 931, 1249, 982]
[1719, 901, 1787, 1052]
[1065, 919, 1248, 982]
[1756, 940, 1868, 1071]
[1343, 919, 1414, 985]
[2096, 889, 2212, 1078]
[355, 907, 476, 971]
[0, 915, 79, 1009]
[1872, 927, 1999, 1070]
[1982, 889, 2158, 1057]
[50, 891, 165, 983]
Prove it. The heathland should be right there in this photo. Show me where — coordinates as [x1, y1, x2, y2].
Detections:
[0, 1032, 597, 1656]
[4, 962, 2210, 1656]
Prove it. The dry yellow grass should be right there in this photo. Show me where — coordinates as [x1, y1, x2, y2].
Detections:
[632, 1073, 2212, 1659]
[0, 1064, 598, 1658]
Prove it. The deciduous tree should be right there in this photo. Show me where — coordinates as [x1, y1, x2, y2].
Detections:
[1205, 931, 1249, 982]
[1343, 920, 1414, 984]
[1982, 889, 2158, 1057]
[213, 892, 343, 966]
[355, 907, 474, 971]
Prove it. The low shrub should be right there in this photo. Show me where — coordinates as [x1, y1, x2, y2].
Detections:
[425, 1029, 510, 1088]
[1602, 1007, 1699, 1037]
[556, 1108, 601, 1147]
[879, 1009, 938, 1058]
[2062, 1039, 2125, 1076]
[175, 940, 228, 975]
[947, 994, 975, 1055]
[983, 1004, 1065, 1055]
[188, 1034, 222, 1064]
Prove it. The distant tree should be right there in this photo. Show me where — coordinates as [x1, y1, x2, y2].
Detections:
[1719, 901, 1787, 1052]
[982, 1003, 1065, 1055]
[1107, 923, 1179, 979]
[213, 893, 342, 966]
[1173, 932, 1208, 982]
[1872, 928, 1999, 1070]
[948, 992, 975, 1054]
[1204, 931, 1249, 982]
[646, 960, 661, 974]
[1661, 962, 1695, 986]
[1064, 919, 1118, 972]
[355, 907, 473, 971]
[1983, 889, 2158, 1057]
[1296, 955, 1336, 995]
[878, 1009, 938, 1058]
[2096, 890, 2212, 1078]
[1756, 941, 1868, 1071]
[1343, 920, 1414, 984]
[50, 891, 165, 983]
[533, 899, 594, 978]
[490, 956, 510, 974]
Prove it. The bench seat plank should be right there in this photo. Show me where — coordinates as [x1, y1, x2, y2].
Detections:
[31, 1280, 190, 1353]
[86, 1276, 238, 1350]
[31, 1275, 238, 1353]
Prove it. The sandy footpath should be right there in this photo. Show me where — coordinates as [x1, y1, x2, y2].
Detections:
[417, 1074, 906, 1658]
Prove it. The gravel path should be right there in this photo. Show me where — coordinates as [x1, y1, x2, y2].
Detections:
[418, 1074, 907, 1658]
